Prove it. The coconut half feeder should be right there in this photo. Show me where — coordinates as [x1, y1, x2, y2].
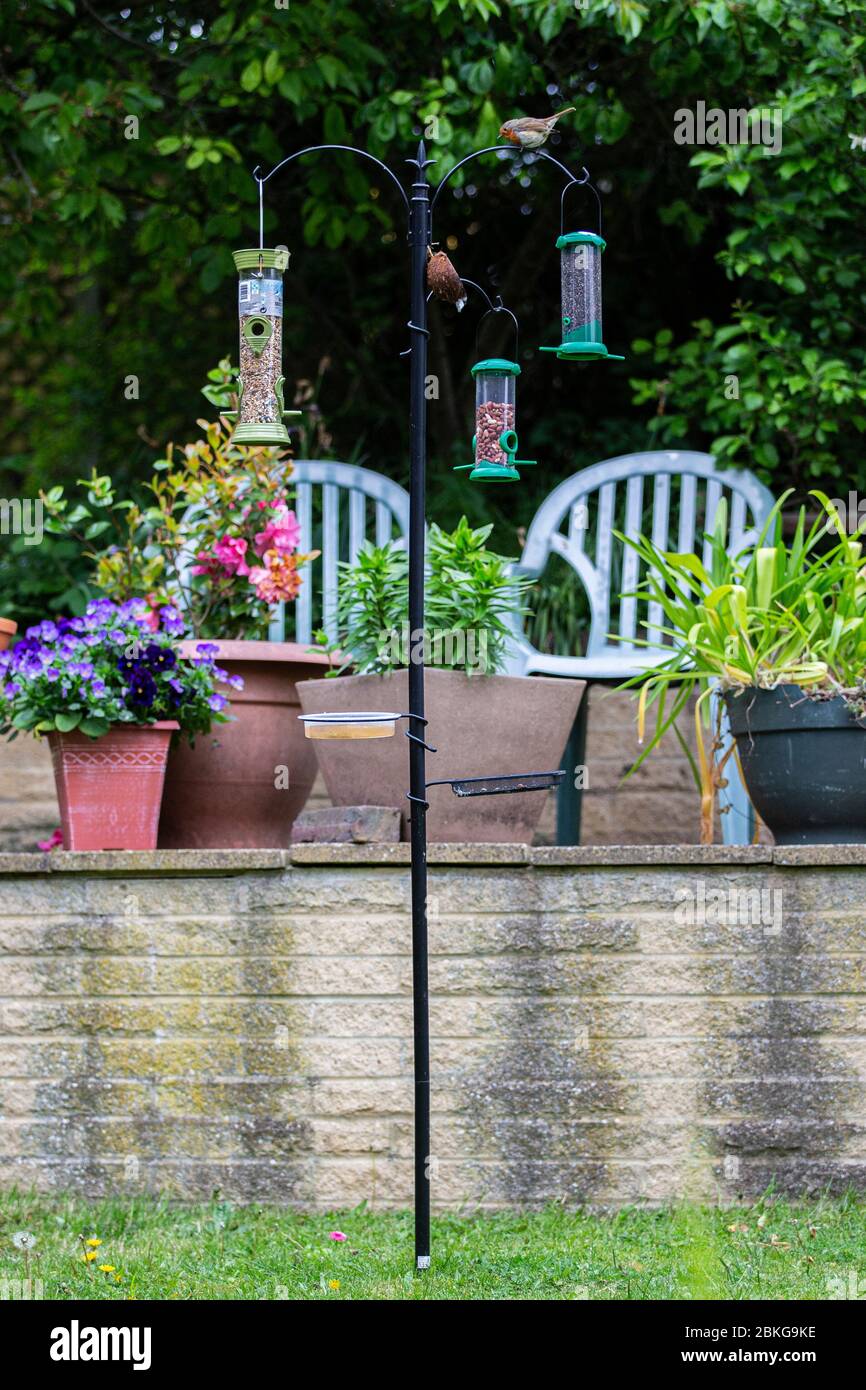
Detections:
[230, 247, 301, 445]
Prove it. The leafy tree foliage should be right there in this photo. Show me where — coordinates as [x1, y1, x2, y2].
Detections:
[1, 0, 864, 564]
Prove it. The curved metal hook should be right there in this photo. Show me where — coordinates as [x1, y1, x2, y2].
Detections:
[475, 300, 519, 363]
[561, 175, 602, 237]
[431, 145, 590, 212]
[250, 144, 410, 245]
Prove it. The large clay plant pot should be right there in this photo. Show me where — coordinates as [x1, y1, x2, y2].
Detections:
[49, 722, 178, 851]
[299, 668, 585, 843]
[158, 640, 331, 849]
[0, 618, 17, 652]
[726, 684, 866, 845]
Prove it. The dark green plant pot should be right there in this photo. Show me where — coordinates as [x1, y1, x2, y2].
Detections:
[725, 684, 866, 845]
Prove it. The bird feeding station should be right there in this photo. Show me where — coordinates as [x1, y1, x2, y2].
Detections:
[231, 247, 301, 445]
[541, 180, 623, 362]
[241, 126, 621, 1274]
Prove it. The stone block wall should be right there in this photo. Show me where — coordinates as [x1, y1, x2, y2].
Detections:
[0, 844, 863, 1208]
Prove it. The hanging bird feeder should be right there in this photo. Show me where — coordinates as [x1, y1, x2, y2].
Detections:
[455, 305, 536, 483]
[230, 247, 301, 445]
[540, 180, 623, 363]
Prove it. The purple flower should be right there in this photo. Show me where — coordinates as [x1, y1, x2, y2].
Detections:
[126, 668, 157, 709]
[196, 642, 220, 658]
[208, 693, 228, 712]
[144, 642, 176, 671]
[68, 661, 94, 679]
[4, 682, 20, 696]
[108, 628, 127, 644]
[44, 668, 61, 683]
[90, 678, 106, 697]
[160, 606, 185, 636]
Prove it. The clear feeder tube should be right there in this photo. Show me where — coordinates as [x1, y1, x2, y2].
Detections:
[232, 248, 289, 446]
[474, 368, 516, 467]
[558, 232, 604, 349]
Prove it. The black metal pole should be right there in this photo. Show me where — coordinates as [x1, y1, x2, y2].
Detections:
[407, 139, 432, 1270]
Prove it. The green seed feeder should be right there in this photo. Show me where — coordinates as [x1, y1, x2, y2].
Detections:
[456, 359, 536, 483]
[540, 180, 622, 362]
[230, 248, 301, 445]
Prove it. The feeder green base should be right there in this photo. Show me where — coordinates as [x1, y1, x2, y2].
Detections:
[232, 420, 297, 446]
[455, 461, 521, 481]
[539, 341, 625, 362]
[470, 463, 520, 481]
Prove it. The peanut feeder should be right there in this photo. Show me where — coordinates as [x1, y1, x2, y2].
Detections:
[456, 358, 536, 483]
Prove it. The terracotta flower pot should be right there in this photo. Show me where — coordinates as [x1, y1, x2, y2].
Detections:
[0, 618, 17, 652]
[49, 721, 178, 851]
[158, 640, 332, 849]
[299, 668, 586, 843]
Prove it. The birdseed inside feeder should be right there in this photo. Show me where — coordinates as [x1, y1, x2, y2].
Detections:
[540, 232, 623, 362]
[299, 711, 401, 741]
[231, 248, 301, 445]
[456, 359, 536, 483]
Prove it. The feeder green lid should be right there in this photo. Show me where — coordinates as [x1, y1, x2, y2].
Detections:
[232, 248, 290, 272]
[556, 231, 607, 251]
[471, 358, 521, 376]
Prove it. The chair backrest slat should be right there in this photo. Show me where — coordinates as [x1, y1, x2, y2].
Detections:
[702, 478, 723, 575]
[619, 475, 644, 647]
[348, 489, 366, 566]
[677, 473, 697, 555]
[647, 473, 671, 642]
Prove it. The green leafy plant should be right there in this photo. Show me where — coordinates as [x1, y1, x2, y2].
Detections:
[327, 517, 530, 676]
[40, 372, 316, 640]
[618, 490, 866, 841]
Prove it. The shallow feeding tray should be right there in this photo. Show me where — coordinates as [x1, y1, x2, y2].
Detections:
[426, 770, 565, 798]
[299, 711, 402, 741]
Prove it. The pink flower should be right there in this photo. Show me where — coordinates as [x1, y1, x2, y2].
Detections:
[254, 506, 301, 559]
[213, 535, 250, 577]
[38, 829, 63, 852]
[248, 549, 303, 604]
[191, 551, 220, 577]
[329, 1231, 347, 1242]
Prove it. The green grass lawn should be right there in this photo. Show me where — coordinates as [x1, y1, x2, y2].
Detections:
[1, 1191, 864, 1300]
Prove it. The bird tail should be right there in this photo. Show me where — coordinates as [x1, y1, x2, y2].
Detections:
[553, 106, 576, 118]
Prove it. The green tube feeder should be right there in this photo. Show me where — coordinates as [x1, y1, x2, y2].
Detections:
[540, 232, 623, 363]
[455, 359, 536, 483]
[230, 248, 301, 446]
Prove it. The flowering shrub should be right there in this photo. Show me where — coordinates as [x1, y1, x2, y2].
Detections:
[40, 372, 317, 640]
[0, 598, 240, 741]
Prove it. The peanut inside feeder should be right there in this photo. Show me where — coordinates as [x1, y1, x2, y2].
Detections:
[460, 359, 535, 482]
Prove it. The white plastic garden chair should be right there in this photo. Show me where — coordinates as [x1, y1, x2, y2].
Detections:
[502, 450, 776, 845]
[266, 460, 410, 644]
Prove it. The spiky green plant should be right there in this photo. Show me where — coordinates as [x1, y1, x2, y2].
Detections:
[617, 490, 866, 841]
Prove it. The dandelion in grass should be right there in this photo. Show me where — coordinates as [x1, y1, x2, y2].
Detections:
[12, 1230, 36, 1281]
[329, 1280, 341, 1291]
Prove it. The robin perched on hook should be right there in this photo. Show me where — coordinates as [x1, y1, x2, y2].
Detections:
[498, 107, 576, 150]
